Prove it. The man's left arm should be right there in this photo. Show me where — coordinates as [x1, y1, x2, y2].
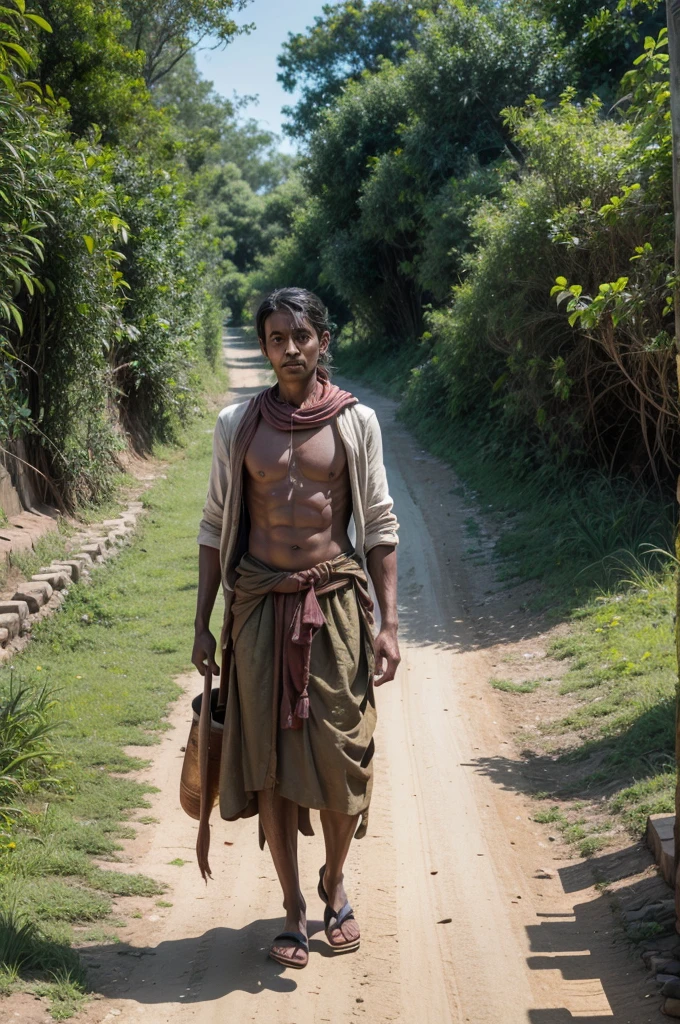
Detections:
[367, 544, 400, 685]
[361, 410, 400, 685]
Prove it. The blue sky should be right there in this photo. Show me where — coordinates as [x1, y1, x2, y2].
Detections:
[195, 0, 338, 152]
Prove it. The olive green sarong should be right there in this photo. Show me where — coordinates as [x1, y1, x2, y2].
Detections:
[218, 552, 376, 843]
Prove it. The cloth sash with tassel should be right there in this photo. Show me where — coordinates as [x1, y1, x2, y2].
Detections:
[195, 553, 374, 879]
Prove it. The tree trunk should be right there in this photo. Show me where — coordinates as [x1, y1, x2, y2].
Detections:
[667, 0, 680, 929]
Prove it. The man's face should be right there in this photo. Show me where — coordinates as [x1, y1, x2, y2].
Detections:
[259, 310, 330, 384]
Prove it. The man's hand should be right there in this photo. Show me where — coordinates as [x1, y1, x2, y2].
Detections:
[374, 627, 400, 686]
[192, 628, 220, 677]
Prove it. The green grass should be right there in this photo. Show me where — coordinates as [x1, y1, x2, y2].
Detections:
[532, 806, 566, 825]
[74, 473, 139, 526]
[490, 677, 542, 694]
[518, 567, 677, 854]
[33, 969, 87, 1021]
[0, 400, 226, 1016]
[529, 805, 611, 857]
[6, 525, 73, 588]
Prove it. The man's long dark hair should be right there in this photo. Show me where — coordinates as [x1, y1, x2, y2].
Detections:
[255, 288, 332, 366]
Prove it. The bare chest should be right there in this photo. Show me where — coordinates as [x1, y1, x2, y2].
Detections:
[244, 419, 347, 484]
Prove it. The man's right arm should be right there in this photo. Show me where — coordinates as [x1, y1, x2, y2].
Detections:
[192, 544, 222, 677]
[192, 413, 230, 676]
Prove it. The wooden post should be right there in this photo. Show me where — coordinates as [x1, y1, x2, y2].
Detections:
[667, 0, 680, 929]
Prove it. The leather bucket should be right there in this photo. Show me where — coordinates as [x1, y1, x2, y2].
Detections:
[179, 688, 224, 820]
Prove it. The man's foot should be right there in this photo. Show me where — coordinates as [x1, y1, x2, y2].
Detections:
[322, 870, 360, 951]
[269, 909, 309, 968]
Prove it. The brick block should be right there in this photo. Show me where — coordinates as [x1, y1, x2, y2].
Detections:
[647, 814, 676, 888]
[0, 612, 20, 638]
[80, 543, 105, 559]
[31, 571, 69, 591]
[12, 582, 52, 612]
[50, 560, 83, 582]
[0, 601, 29, 621]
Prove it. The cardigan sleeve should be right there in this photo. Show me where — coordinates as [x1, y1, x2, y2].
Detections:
[197, 413, 229, 549]
[363, 411, 399, 552]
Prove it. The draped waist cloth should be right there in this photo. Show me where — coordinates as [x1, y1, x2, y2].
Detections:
[217, 551, 376, 847]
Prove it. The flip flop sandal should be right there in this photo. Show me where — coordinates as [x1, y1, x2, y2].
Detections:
[318, 864, 329, 905]
[324, 901, 361, 953]
[268, 930, 309, 969]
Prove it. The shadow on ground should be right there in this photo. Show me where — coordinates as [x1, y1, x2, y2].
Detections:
[525, 848, 669, 1023]
[77, 917, 346, 1005]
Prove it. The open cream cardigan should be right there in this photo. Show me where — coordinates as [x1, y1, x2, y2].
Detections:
[197, 397, 399, 592]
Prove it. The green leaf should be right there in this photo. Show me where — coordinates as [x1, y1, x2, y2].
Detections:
[10, 305, 23, 333]
[24, 12, 52, 31]
[16, 80, 42, 94]
[83, 235, 95, 254]
[19, 272, 34, 296]
[3, 41, 31, 63]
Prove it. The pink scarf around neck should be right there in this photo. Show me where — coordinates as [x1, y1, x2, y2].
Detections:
[259, 366, 357, 431]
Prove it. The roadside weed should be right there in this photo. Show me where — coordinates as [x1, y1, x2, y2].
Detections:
[490, 677, 542, 694]
[33, 969, 87, 1021]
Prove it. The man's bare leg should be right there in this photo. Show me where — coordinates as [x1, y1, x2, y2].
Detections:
[320, 808, 361, 948]
[258, 790, 307, 965]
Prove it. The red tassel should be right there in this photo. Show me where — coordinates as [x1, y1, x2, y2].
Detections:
[295, 694, 310, 720]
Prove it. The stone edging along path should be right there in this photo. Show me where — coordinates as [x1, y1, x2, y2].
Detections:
[0, 501, 145, 663]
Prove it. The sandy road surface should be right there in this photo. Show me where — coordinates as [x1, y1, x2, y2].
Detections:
[74, 331, 656, 1024]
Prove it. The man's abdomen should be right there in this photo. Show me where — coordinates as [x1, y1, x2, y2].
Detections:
[248, 517, 352, 571]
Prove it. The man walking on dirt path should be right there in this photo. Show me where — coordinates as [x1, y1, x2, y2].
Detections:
[192, 287, 400, 969]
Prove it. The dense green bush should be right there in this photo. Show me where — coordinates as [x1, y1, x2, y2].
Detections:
[415, 95, 631, 466]
[406, 31, 676, 486]
[0, 0, 275, 509]
[112, 154, 204, 444]
[1, 8, 126, 504]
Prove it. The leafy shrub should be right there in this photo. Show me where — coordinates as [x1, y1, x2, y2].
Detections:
[112, 153, 203, 444]
[201, 293, 223, 367]
[0, 680, 63, 827]
[405, 60, 677, 487]
[0, 3, 227, 507]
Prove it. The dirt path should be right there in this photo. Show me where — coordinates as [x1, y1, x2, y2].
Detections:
[80, 330, 656, 1024]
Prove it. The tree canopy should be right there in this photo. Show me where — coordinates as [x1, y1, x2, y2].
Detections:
[257, 0, 677, 487]
[123, 0, 254, 84]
